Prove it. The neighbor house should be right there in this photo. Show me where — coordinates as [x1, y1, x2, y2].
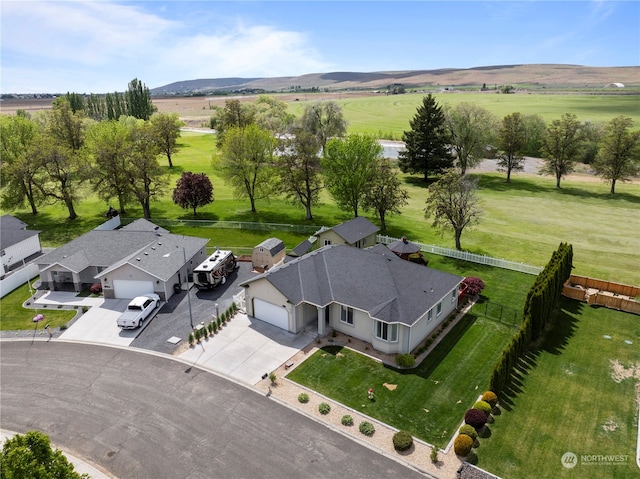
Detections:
[0, 214, 42, 277]
[240, 244, 463, 354]
[37, 219, 208, 300]
[315, 217, 379, 249]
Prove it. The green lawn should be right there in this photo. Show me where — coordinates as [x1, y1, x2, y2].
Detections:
[480, 298, 639, 479]
[0, 280, 77, 330]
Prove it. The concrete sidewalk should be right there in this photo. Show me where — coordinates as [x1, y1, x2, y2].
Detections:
[179, 312, 313, 385]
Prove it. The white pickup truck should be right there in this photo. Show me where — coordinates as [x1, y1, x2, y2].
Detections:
[117, 294, 160, 329]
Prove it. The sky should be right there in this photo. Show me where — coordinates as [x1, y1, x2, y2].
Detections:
[2, 0, 639, 94]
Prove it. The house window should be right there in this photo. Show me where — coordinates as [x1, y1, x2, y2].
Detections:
[436, 302, 442, 316]
[427, 309, 433, 322]
[324, 239, 332, 246]
[451, 288, 457, 303]
[354, 240, 361, 248]
[374, 320, 398, 342]
[340, 306, 354, 325]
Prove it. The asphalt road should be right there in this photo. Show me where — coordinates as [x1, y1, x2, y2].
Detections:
[1, 341, 428, 479]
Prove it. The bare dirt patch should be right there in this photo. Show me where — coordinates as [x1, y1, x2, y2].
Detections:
[609, 359, 640, 404]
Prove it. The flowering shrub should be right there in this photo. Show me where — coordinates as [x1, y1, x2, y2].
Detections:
[458, 424, 478, 441]
[454, 434, 474, 456]
[89, 283, 102, 294]
[473, 400, 492, 416]
[481, 390, 498, 408]
[464, 408, 487, 430]
[462, 276, 486, 296]
[392, 431, 413, 451]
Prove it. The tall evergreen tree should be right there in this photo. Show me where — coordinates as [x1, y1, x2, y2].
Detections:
[398, 94, 453, 181]
[125, 78, 156, 120]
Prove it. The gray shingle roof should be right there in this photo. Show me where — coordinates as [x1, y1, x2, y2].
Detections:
[241, 243, 462, 326]
[0, 215, 40, 250]
[255, 237, 285, 256]
[325, 217, 380, 244]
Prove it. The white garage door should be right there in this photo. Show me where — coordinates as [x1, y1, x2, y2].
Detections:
[253, 298, 289, 330]
[113, 280, 154, 299]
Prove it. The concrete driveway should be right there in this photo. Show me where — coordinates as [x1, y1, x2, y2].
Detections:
[178, 312, 313, 385]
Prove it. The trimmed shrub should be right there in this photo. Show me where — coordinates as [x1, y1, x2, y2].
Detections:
[341, 415, 353, 426]
[392, 430, 413, 451]
[268, 372, 277, 385]
[188, 332, 195, 345]
[318, 402, 331, 415]
[473, 400, 492, 416]
[481, 391, 498, 408]
[89, 282, 103, 294]
[454, 434, 474, 456]
[297, 393, 309, 403]
[359, 421, 375, 436]
[464, 408, 487, 430]
[430, 447, 439, 463]
[458, 424, 478, 441]
[462, 276, 486, 296]
[395, 353, 415, 368]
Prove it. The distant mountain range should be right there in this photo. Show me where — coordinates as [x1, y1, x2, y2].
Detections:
[151, 64, 640, 95]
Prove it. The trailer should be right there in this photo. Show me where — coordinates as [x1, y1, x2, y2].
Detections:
[193, 249, 238, 289]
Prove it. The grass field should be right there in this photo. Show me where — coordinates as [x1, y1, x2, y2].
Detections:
[480, 298, 639, 479]
[285, 92, 640, 139]
[288, 314, 517, 449]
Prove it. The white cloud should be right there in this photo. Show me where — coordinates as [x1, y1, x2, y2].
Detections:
[1, 1, 329, 93]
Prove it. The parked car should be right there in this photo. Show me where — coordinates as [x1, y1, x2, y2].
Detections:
[117, 294, 160, 329]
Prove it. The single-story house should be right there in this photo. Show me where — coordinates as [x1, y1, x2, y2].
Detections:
[252, 238, 286, 271]
[37, 219, 208, 300]
[315, 217, 379, 249]
[240, 243, 463, 355]
[0, 214, 42, 277]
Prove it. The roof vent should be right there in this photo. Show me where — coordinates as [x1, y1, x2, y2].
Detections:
[144, 252, 148, 255]
[136, 258, 141, 261]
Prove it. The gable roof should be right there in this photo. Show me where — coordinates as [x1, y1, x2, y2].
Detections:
[241, 244, 462, 326]
[255, 237, 285, 256]
[318, 217, 379, 244]
[0, 215, 40, 250]
[37, 222, 208, 280]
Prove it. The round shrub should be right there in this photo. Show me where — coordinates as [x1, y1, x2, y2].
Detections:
[359, 421, 375, 436]
[481, 390, 498, 408]
[395, 353, 415, 368]
[462, 276, 486, 296]
[473, 400, 492, 416]
[458, 424, 478, 441]
[318, 402, 331, 415]
[454, 434, 474, 457]
[341, 415, 353, 426]
[297, 393, 309, 404]
[392, 430, 413, 451]
[464, 408, 487, 430]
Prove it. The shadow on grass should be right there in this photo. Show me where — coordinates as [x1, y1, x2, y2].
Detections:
[498, 298, 581, 411]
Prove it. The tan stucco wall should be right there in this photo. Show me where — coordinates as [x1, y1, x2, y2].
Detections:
[316, 230, 377, 248]
[244, 278, 290, 319]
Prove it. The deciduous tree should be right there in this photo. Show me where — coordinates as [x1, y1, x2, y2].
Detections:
[424, 169, 482, 251]
[496, 112, 527, 182]
[1, 430, 89, 479]
[398, 94, 453, 181]
[150, 112, 184, 168]
[593, 116, 640, 193]
[540, 113, 584, 188]
[275, 128, 323, 220]
[213, 99, 257, 147]
[444, 103, 497, 174]
[362, 158, 409, 231]
[172, 172, 214, 216]
[216, 124, 276, 213]
[299, 101, 347, 151]
[322, 134, 382, 218]
[255, 95, 294, 135]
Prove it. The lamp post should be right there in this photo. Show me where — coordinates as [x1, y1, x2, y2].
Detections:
[163, 247, 194, 329]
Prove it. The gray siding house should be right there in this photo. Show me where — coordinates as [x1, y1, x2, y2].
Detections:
[240, 244, 463, 354]
[37, 219, 208, 299]
[0, 215, 42, 277]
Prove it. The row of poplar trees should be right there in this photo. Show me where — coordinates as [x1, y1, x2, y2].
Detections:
[489, 243, 573, 396]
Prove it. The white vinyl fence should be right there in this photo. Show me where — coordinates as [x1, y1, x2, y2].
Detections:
[377, 235, 543, 275]
[0, 263, 39, 299]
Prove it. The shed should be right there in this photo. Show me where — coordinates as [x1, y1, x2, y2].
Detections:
[252, 238, 286, 271]
[387, 236, 427, 265]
